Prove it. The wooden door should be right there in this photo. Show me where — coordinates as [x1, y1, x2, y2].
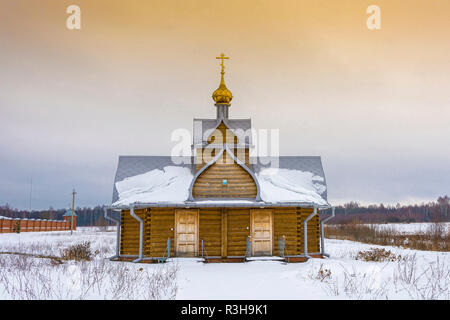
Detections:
[251, 210, 273, 256]
[175, 210, 199, 257]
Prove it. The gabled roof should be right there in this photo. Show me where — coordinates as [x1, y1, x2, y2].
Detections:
[112, 156, 194, 204]
[188, 145, 262, 201]
[193, 118, 252, 146]
[255, 156, 327, 200]
[111, 155, 328, 207]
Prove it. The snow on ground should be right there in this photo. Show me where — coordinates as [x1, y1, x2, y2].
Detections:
[367, 222, 450, 234]
[0, 227, 115, 255]
[0, 227, 177, 300]
[175, 240, 449, 300]
[0, 226, 448, 300]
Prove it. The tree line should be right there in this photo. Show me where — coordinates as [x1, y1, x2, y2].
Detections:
[321, 195, 449, 224]
[0, 205, 119, 227]
[0, 195, 448, 226]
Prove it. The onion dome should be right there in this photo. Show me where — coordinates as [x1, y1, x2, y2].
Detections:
[212, 53, 233, 105]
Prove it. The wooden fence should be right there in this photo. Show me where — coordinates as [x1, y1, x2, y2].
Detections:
[0, 217, 72, 233]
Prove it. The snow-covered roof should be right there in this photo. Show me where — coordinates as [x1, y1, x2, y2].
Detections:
[256, 168, 327, 205]
[111, 155, 329, 208]
[112, 156, 193, 204]
[254, 156, 327, 200]
[113, 166, 193, 206]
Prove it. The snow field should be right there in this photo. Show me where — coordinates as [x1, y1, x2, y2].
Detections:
[0, 226, 448, 300]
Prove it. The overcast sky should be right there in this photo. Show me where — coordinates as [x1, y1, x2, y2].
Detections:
[0, 0, 449, 210]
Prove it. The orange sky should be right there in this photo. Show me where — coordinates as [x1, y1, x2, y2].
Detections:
[0, 0, 449, 208]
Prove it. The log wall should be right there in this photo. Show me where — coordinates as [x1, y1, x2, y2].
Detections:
[148, 208, 175, 257]
[193, 152, 257, 199]
[118, 206, 321, 259]
[273, 208, 298, 256]
[199, 208, 222, 257]
[226, 208, 251, 256]
[297, 208, 321, 254]
[120, 208, 146, 256]
[196, 121, 250, 171]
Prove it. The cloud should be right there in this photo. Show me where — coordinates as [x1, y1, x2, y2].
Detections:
[0, 0, 449, 209]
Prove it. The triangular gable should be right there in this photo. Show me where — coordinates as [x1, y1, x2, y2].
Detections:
[189, 147, 261, 201]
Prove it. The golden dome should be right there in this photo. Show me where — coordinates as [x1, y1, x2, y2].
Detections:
[212, 53, 233, 105]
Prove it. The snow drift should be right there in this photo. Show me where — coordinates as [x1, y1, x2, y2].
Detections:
[256, 168, 327, 205]
[114, 166, 193, 206]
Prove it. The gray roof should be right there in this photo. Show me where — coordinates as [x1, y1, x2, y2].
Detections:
[112, 155, 327, 203]
[64, 209, 77, 217]
[112, 156, 194, 203]
[193, 118, 252, 146]
[254, 156, 327, 200]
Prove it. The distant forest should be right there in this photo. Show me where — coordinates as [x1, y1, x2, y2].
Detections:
[320, 195, 449, 224]
[0, 196, 448, 226]
[0, 205, 119, 227]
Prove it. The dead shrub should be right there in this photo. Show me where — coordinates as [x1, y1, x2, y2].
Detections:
[356, 248, 402, 262]
[61, 241, 96, 261]
[315, 264, 332, 282]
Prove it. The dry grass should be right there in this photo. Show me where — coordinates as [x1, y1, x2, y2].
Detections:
[60, 241, 97, 262]
[313, 254, 449, 300]
[309, 263, 332, 282]
[356, 248, 402, 262]
[0, 254, 179, 299]
[0, 232, 178, 300]
[325, 221, 449, 252]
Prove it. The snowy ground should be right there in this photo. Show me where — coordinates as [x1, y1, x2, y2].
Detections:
[0, 226, 448, 300]
[367, 222, 450, 234]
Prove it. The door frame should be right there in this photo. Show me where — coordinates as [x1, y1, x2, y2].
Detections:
[174, 209, 199, 257]
[250, 209, 273, 256]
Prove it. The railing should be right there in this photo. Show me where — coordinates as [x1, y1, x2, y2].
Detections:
[245, 236, 252, 260]
[278, 235, 289, 262]
[158, 238, 171, 263]
[201, 239, 210, 263]
[278, 236, 286, 258]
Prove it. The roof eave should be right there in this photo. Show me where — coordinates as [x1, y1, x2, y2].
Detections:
[108, 200, 331, 210]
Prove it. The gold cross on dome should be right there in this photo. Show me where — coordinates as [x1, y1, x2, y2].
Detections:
[216, 53, 229, 72]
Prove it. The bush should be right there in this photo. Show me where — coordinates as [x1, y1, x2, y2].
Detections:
[356, 248, 402, 262]
[312, 264, 332, 282]
[13, 222, 20, 234]
[61, 241, 95, 261]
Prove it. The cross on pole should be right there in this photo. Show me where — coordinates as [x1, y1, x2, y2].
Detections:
[216, 53, 229, 73]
